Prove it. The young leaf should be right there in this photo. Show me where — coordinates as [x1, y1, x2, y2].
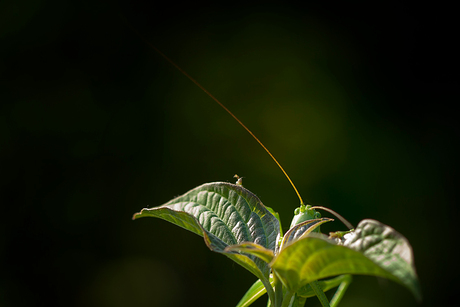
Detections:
[225, 242, 275, 263]
[281, 217, 333, 247]
[271, 219, 421, 301]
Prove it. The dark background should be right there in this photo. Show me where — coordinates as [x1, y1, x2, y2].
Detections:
[1, 1, 457, 306]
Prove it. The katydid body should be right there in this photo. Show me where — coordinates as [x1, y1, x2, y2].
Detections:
[281, 205, 351, 307]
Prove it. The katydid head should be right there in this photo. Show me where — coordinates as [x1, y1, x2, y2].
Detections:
[288, 204, 354, 236]
[289, 204, 322, 229]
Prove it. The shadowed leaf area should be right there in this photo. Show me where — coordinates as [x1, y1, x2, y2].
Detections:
[271, 219, 421, 301]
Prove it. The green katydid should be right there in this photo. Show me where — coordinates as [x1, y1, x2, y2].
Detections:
[129, 18, 421, 307]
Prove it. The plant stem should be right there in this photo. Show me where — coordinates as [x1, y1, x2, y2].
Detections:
[261, 277, 276, 307]
[288, 294, 306, 307]
[310, 281, 330, 307]
[273, 274, 284, 307]
[330, 275, 352, 307]
[296, 296, 307, 307]
[280, 290, 295, 307]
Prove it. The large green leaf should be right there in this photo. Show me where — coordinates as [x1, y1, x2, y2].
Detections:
[133, 182, 280, 283]
[271, 219, 421, 301]
[343, 219, 421, 300]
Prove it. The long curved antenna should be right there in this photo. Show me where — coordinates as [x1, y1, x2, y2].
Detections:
[121, 15, 304, 205]
[311, 206, 354, 230]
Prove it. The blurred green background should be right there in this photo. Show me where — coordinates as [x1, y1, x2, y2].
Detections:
[1, 1, 457, 307]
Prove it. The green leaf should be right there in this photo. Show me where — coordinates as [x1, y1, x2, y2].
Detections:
[265, 206, 283, 237]
[236, 278, 272, 307]
[343, 219, 421, 301]
[271, 219, 421, 301]
[133, 182, 280, 284]
[225, 242, 275, 263]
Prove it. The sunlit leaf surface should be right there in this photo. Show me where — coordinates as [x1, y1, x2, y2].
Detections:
[133, 182, 280, 281]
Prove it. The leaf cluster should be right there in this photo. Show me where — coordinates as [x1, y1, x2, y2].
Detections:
[133, 182, 420, 306]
